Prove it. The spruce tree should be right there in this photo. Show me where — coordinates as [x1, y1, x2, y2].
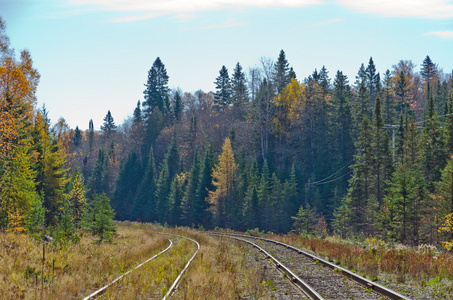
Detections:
[111, 152, 143, 220]
[421, 55, 438, 102]
[132, 147, 157, 222]
[213, 65, 232, 110]
[155, 160, 171, 223]
[73, 126, 82, 147]
[182, 149, 200, 226]
[274, 49, 290, 93]
[168, 175, 184, 226]
[365, 57, 378, 103]
[101, 110, 117, 135]
[422, 94, 447, 191]
[193, 145, 215, 228]
[143, 57, 170, 116]
[231, 62, 249, 109]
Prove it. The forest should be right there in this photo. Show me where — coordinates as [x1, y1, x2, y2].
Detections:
[1, 15, 453, 248]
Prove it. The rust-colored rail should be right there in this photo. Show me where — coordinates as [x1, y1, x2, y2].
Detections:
[216, 232, 410, 300]
[210, 232, 323, 300]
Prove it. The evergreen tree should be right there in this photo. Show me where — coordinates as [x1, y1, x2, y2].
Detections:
[101, 110, 117, 135]
[86, 193, 116, 242]
[365, 57, 378, 103]
[111, 152, 143, 220]
[395, 71, 410, 114]
[182, 149, 200, 226]
[446, 81, 453, 154]
[292, 204, 317, 235]
[169, 175, 184, 226]
[274, 49, 290, 93]
[88, 119, 94, 153]
[382, 69, 396, 124]
[88, 148, 108, 196]
[155, 160, 171, 223]
[420, 55, 438, 102]
[173, 91, 183, 121]
[73, 126, 82, 147]
[143, 57, 170, 116]
[193, 145, 215, 228]
[258, 160, 271, 231]
[213, 65, 232, 110]
[132, 147, 157, 222]
[422, 94, 447, 191]
[231, 62, 249, 109]
[335, 118, 375, 236]
[133, 100, 142, 125]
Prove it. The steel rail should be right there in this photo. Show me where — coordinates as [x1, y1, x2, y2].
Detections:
[82, 238, 173, 300]
[218, 232, 410, 300]
[161, 233, 200, 300]
[210, 232, 323, 300]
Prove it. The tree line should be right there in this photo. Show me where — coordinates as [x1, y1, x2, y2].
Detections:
[2, 15, 453, 247]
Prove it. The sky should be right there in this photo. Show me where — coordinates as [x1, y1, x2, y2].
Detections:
[1, 0, 452, 130]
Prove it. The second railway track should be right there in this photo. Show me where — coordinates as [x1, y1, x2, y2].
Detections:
[210, 232, 409, 300]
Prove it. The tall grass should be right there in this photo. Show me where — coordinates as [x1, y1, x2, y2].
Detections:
[0, 226, 167, 299]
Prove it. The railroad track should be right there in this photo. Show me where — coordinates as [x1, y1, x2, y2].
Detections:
[209, 232, 410, 300]
[82, 232, 199, 299]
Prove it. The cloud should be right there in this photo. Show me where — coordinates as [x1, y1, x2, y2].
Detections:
[66, 0, 322, 22]
[424, 31, 453, 39]
[304, 18, 342, 27]
[338, 0, 453, 18]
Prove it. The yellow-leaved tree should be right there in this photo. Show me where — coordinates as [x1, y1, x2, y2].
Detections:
[0, 17, 40, 230]
[209, 138, 238, 228]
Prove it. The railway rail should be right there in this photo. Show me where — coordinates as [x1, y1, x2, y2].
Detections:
[82, 231, 199, 300]
[210, 232, 410, 300]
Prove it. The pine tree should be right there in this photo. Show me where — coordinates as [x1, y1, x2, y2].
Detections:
[382, 69, 396, 124]
[133, 100, 142, 126]
[231, 62, 249, 109]
[335, 118, 375, 236]
[292, 204, 317, 235]
[88, 119, 94, 153]
[155, 160, 171, 223]
[258, 160, 271, 231]
[421, 55, 438, 102]
[87, 193, 116, 242]
[73, 126, 82, 147]
[274, 50, 290, 93]
[213, 65, 232, 110]
[101, 110, 117, 135]
[143, 57, 170, 116]
[193, 145, 215, 228]
[395, 71, 410, 114]
[173, 91, 183, 121]
[422, 94, 447, 191]
[182, 149, 200, 226]
[169, 175, 185, 225]
[111, 152, 143, 220]
[365, 57, 378, 103]
[132, 147, 156, 222]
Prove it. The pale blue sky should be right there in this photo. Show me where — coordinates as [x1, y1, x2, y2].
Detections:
[1, 0, 452, 129]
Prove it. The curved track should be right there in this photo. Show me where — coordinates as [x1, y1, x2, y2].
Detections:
[211, 232, 409, 300]
[82, 238, 173, 299]
[161, 233, 200, 300]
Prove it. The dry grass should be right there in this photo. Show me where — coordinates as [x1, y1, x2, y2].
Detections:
[0, 225, 168, 299]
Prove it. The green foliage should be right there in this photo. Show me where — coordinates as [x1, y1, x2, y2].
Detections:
[84, 193, 116, 242]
